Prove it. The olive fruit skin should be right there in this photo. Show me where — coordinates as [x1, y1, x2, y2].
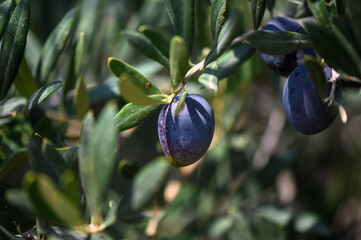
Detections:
[158, 94, 215, 167]
[282, 64, 338, 135]
[259, 17, 315, 77]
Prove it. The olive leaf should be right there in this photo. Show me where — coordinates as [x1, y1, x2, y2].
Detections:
[0, 0, 30, 100]
[139, 25, 171, 58]
[0, 0, 14, 40]
[251, 0, 266, 30]
[304, 56, 328, 99]
[170, 36, 189, 91]
[198, 62, 219, 94]
[211, 0, 227, 39]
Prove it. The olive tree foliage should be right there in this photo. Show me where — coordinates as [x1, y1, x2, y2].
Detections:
[0, 0, 361, 239]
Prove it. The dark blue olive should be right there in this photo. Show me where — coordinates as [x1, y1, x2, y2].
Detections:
[282, 64, 338, 134]
[158, 94, 215, 167]
[259, 17, 315, 77]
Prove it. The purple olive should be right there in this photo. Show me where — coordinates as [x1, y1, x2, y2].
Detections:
[158, 94, 215, 167]
[259, 17, 315, 77]
[282, 64, 338, 134]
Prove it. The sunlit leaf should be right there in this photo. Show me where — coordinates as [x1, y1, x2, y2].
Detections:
[211, 0, 227, 39]
[170, 36, 189, 91]
[175, 91, 187, 115]
[199, 62, 219, 94]
[25, 81, 63, 111]
[245, 30, 311, 55]
[122, 30, 170, 69]
[205, 10, 242, 66]
[119, 73, 165, 106]
[108, 57, 161, 95]
[75, 32, 85, 76]
[0, 0, 30, 100]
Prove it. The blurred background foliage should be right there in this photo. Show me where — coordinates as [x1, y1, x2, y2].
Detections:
[1, 0, 361, 239]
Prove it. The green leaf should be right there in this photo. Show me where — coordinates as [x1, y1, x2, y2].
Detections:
[74, 77, 89, 120]
[211, 0, 227, 40]
[170, 36, 189, 91]
[75, 32, 85, 76]
[304, 56, 328, 99]
[36, 7, 78, 84]
[0, 0, 14, 40]
[251, 0, 266, 30]
[5, 189, 35, 215]
[0, 149, 28, 181]
[245, 30, 311, 55]
[108, 57, 161, 95]
[346, 0, 361, 52]
[162, 0, 195, 52]
[25, 81, 63, 111]
[114, 103, 160, 132]
[175, 91, 187, 115]
[139, 25, 171, 58]
[78, 103, 117, 225]
[119, 73, 166, 106]
[0, 97, 26, 117]
[198, 62, 219, 94]
[205, 10, 242, 66]
[122, 30, 170, 69]
[0, 0, 30, 100]
[60, 169, 81, 211]
[23, 171, 83, 227]
[305, 22, 361, 78]
[307, 0, 332, 32]
[131, 157, 170, 211]
[14, 57, 37, 98]
[216, 43, 255, 80]
[27, 135, 67, 184]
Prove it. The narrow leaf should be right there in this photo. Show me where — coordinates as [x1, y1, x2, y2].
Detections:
[131, 157, 170, 211]
[0, 0, 30, 100]
[170, 36, 189, 90]
[120, 73, 165, 106]
[205, 10, 242, 66]
[23, 171, 83, 227]
[139, 25, 171, 58]
[304, 57, 328, 99]
[14, 57, 37, 97]
[74, 76, 89, 120]
[79, 103, 117, 225]
[245, 30, 311, 55]
[0, 0, 14, 39]
[216, 43, 255, 80]
[211, 0, 227, 39]
[75, 32, 85, 76]
[108, 57, 161, 95]
[175, 91, 187, 115]
[162, 0, 195, 52]
[115, 103, 160, 132]
[199, 62, 219, 94]
[122, 30, 170, 69]
[36, 7, 78, 84]
[25, 81, 63, 111]
[251, 0, 266, 30]
[305, 22, 361, 78]
[0, 97, 26, 117]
